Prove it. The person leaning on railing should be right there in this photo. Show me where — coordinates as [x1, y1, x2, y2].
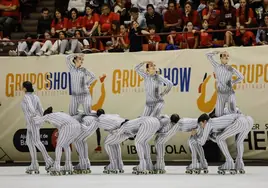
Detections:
[44, 31, 69, 56]
[256, 13, 268, 45]
[9, 33, 33, 56]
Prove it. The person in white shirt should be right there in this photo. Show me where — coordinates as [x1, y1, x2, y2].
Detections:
[124, 7, 147, 29]
[68, 0, 86, 13]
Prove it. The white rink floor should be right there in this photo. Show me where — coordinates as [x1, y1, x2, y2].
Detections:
[1, 166, 268, 188]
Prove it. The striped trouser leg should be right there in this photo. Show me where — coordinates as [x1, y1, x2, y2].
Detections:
[154, 134, 166, 170]
[74, 131, 86, 168]
[216, 118, 245, 166]
[30, 125, 52, 165]
[227, 93, 236, 113]
[26, 129, 38, 165]
[104, 133, 128, 170]
[82, 95, 92, 115]
[188, 136, 199, 169]
[196, 143, 207, 167]
[150, 102, 165, 118]
[235, 116, 253, 169]
[69, 96, 79, 116]
[215, 93, 227, 117]
[142, 105, 153, 116]
[136, 123, 158, 171]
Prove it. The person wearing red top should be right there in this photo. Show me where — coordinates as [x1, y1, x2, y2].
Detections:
[235, 25, 256, 46]
[82, 5, 100, 37]
[202, 0, 221, 29]
[67, 8, 83, 36]
[146, 24, 161, 51]
[199, 20, 214, 48]
[98, 4, 120, 35]
[182, 2, 200, 28]
[220, 0, 236, 28]
[178, 21, 198, 49]
[0, 0, 20, 37]
[236, 0, 256, 28]
[51, 9, 68, 36]
[118, 24, 129, 50]
[163, 1, 183, 32]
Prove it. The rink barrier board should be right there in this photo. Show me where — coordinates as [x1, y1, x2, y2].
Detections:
[0, 46, 268, 162]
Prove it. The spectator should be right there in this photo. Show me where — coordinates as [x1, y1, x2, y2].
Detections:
[51, 9, 68, 37]
[179, 21, 199, 49]
[66, 30, 90, 54]
[68, 0, 86, 14]
[256, 14, 268, 44]
[166, 27, 180, 50]
[220, 0, 237, 29]
[37, 8, 52, 37]
[157, 0, 180, 14]
[0, 0, 20, 38]
[131, 0, 159, 14]
[98, 3, 120, 47]
[236, 0, 256, 28]
[199, 19, 215, 48]
[114, 0, 130, 25]
[182, 2, 201, 28]
[202, 0, 221, 30]
[107, 20, 125, 52]
[145, 4, 163, 33]
[129, 20, 149, 52]
[125, 7, 147, 29]
[118, 24, 130, 50]
[9, 33, 33, 56]
[255, 0, 268, 24]
[163, 1, 183, 32]
[36, 31, 54, 56]
[146, 24, 161, 51]
[44, 31, 69, 55]
[27, 31, 52, 56]
[215, 0, 223, 9]
[234, 25, 256, 46]
[82, 5, 99, 37]
[67, 8, 83, 37]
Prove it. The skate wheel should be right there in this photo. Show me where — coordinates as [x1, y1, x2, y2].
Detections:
[112, 170, 118, 174]
[218, 170, 225, 175]
[82, 170, 87, 174]
[119, 170, 124, 173]
[185, 170, 192, 174]
[194, 170, 200, 174]
[203, 169, 209, 174]
[87, 169, 92, 174]
[35, 171, 40, 174]
[239, 170, 245, 174]
[230, 170, 236, 175]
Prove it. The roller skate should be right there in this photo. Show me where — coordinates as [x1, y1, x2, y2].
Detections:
[200, 162, 209, 174]
[217, 161, 237, 175]
[235, 160, 245, 174]
[154, 168, 166, 174]
[45, 158, 54, 173]
[80, 163, 91, 174]
[146, 159, 155, 174]
[103, 164, 114, 174]
[49, 166, 61, 176]
[132, 161, 149, 175]
[153, 160, 166, 174]
[61, 163, 74, 175]
[25, 163, 40, 174]
[73, 164, 82, 174]
[185, 163, 201, 174]
[94, 146, 102, 153]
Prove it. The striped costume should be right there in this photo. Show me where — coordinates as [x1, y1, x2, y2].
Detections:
[197, 114, 252, 170]
[34, 112, 81, 172]
[66, 54, 97, 116]
[99, 114, 160, 172]
[21, 93, 53, 171]
[206, 52, 244, 117]
[135, 62, 173, 117]
[73, 114, 99, 170]
[155, 117, 206, 170]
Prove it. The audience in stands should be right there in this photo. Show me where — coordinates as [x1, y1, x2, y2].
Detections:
[4, 0, 268, 56]
[37, 8, 52, 38]
[0, 0, 20, 38]
[9, 33, 32, 56]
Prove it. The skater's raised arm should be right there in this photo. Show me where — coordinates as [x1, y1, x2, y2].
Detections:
[231, 67, 244, 85]
[206, 51, 220, 68]
[66, 54, 77, 70]
[134, 62, 148, 78]
[158, 75, 173, 96]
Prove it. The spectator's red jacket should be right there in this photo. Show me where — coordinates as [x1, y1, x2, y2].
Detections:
[83, 13, 100, 31]
[182, 10, 200, 28]
[51, 18, 68, 31]
[0, 0, 20, 18]
[68, 17, 83, 29]
[99, 12, 120, 32]
[202, 8, 221, 28]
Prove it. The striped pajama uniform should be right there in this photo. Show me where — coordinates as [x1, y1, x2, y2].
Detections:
[154, 118, 205, 170]
[21, 93, 53, 169]
[206, 52, 244, 117]
[135, 63, 173, 118]
[73, 115, 99, 170]
[34, 112, 81, 171]
[66, 54, 97, 116]
[197, 114, 243, 170]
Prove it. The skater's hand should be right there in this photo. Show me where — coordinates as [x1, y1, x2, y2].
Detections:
[191, 129, 197, 136]
[226, 80, 232, 88]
